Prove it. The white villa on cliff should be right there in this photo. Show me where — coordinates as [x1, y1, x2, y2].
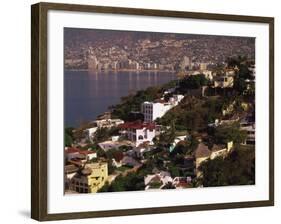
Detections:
[141, 94, 184, 122]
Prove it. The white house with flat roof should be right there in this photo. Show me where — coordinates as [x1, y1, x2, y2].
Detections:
[141, 101, 172, 122]
[141, 95, 184, 122]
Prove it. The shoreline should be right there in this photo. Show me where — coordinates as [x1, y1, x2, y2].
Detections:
[65, 68, 177, 73]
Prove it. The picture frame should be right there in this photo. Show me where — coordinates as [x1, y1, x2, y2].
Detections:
[31, 2, 274, 221]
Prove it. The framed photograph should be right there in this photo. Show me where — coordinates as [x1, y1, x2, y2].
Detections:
[31, 2, 274, 221]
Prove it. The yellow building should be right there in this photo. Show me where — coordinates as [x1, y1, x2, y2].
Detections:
[69, 162, 108, 193]
[210, 141, 233, 160]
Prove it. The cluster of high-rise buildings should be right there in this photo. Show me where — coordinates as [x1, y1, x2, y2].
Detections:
[64, 30, 255, 71]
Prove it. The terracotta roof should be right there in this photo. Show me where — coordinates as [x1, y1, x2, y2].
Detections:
[195, 143, 211, 158]
[65, 147, 80, 154]
[119, 121, 156, 131]
[112, 151, 124, 162]
[65, 147, 96, 155]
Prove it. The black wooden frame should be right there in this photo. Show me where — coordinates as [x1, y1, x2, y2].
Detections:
[31, 2, 274, 221]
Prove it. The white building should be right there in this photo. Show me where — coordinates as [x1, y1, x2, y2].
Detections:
[84, 119, 124, 140]
[141, 95, 184, 122]
[225, 68, 236, 77]
[142, 101, 172, 122]
[202, 70, 213, 80]
[84, 127, 98, 140]
[213, 76, 234, 88]
[240, 122, 255, 145]
[64, 147, 97, 161]
[168, 94, 184, 106]
[119, 121, 156, 147]
[95, 118, 124, 128]
[144, 171, 173, 190]
[180, 56, 191, 70]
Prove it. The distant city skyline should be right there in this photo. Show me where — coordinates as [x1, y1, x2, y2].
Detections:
[64, 28, 255, 71]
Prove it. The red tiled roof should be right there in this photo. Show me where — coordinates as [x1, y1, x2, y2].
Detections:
[112, 151, 124, 162]
[179, 179, 188, 184]
[65, 147, 79, 154]
[119, 121, 156, 131]
[65, 147, 96, 155]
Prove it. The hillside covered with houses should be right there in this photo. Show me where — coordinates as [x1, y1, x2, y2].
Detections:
[64, 56, 255, 194]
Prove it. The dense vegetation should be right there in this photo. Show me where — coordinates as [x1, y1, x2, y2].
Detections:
[98, 172, 145, 192]
[64, 127, 74, 147]
[156, 96, 227, 132]
[177, 74, 208, 93]
[198, 145, 255, 186]
[212, 123, 247, 144]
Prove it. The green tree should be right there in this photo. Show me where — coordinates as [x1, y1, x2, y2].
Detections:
[178, 74, 208, 93]
[93, 127, 119, 143]
[99, 172, 145, 192]
[64, 127, 74, 147]
[213, 123, 247, 144]
[226, 56, 255, 94]
[157, 120, 176, 148]
[111, 85, 164, 121]
[170, 141, 190, 156]
[169, 166, 180, 177]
